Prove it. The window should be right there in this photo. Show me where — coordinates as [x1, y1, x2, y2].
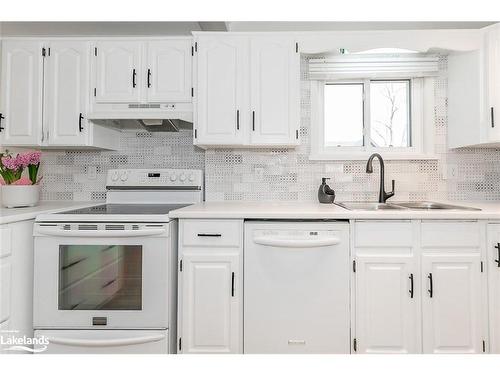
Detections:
[310, 77, 435, 160]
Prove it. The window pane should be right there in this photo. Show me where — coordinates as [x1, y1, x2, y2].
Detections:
[370, 80, 411, 147]
[324, 84, 364, 147]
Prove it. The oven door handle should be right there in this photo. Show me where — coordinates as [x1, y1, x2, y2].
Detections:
[35, 227, 167, 237]
[45, 334, 166, 348]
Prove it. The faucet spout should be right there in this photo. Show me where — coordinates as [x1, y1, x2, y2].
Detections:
[366, 153, 395, 203]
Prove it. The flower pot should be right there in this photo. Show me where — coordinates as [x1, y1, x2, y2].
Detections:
[1, 185, 40, 208]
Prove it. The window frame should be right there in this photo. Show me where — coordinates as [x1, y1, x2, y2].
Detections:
[310, 77, 436, 161]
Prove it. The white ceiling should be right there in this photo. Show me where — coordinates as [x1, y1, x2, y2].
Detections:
[0, 21, 494, 37]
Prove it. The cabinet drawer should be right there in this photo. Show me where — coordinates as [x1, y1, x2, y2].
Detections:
[354, 221, 413, 248]
[0, 227, 12, 258]
[421, 221, 480, 248]
[181, 220, 242, 248]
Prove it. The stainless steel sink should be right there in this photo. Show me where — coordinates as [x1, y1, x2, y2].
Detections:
[336, 201, 481, 211]
[393, 201, 481, 211]
[335, 202, 407, 211]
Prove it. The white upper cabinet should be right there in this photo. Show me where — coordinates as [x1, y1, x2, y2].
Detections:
[250, 37, 300, 146]
[147, 40, 192, 102]
[195, 36, 247, 145]
[0, 41, 44, 146]
[0, 39, 117, 149]
[193, 33, 300, 148]
[448, 23, 500, 148]
[94, 41, 143, 103]
[44, 41, 89, 146]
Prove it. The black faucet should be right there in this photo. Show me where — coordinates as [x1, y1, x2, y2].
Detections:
[366, 153, 395, 203]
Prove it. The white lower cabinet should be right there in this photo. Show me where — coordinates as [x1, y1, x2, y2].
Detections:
[421, 253, 483, 353]
[487, 224, 500, 353]
[177, 219, 243, 354]
[0, 220, 35, 355]
[353, 220, 487, 354]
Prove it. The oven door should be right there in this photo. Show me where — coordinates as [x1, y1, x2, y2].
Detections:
[33, 222, 171, 329]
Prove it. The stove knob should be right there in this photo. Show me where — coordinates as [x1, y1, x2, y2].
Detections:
[120, 172, 128, 181]
[180, 174, 186, 182]
[170, 174, 177, 181]
[188, 174, 195, 182]
[111, 172, 119, 181]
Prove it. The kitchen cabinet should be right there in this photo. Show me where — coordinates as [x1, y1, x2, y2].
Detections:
[44, 41, 90, 146]
[193, 33, 300, 148]
[487, 224, 500, 353]
[0, 41, 44, 146]
[448, 24, 500, 148]
[0, 220, 35, 354]
[194, 36, 247, 145]
[177, 219, 243, 354]
[0, 39, 118, 149]
[353, 221, 419, 354]
[91, 38, 192, 114]
[94, 41, 143, 103]
[353, 220, 487, 354]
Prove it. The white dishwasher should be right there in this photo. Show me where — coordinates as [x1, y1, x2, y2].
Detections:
[244, 221, 350, 354]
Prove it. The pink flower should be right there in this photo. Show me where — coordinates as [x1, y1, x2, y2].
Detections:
[11, 177, 33, 185]
[27, 151, 42, 165]
[1, 156, 20, 171]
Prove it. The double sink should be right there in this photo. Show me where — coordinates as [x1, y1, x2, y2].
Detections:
[336, 201, 481, 211]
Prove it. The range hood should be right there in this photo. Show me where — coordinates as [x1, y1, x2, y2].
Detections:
[88, 102, 193, 133]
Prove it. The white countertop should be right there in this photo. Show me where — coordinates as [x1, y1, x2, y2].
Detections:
[169, 201, 500, 220]
[0, 201, 95, 224]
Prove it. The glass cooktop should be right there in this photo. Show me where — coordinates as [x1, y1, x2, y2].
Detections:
[60, 204, 190, 215]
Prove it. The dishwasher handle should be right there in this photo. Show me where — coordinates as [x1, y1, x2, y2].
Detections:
[253, 235, 341, 248]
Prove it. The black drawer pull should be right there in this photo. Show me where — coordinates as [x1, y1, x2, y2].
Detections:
[61, 257, 87, 271]
[147, 68, 151, 88]
[428, 273, 433, 298]
[252, 110, 255, 131]
[409, 273, 414, 299]
[231, 272, 235, 297]
[0, 113, 4, 132]
[492, 107, 495, 128]
[78, 113, 84, 132]
[236, 110, 240, 130]
[197, 233, 222, 237]
[101, 279, 117, 289]
[132, 68, 137, 88]
[495, 243, 500, 267]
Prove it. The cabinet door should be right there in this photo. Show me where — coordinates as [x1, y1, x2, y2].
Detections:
[94, 41, 142, 103]
[421, 253, 483, 353]
[250, 37, 300, 146]
[355, 256, 418, 353]
[486, 26, 500, 142]
[195, 36, 247, 145]
[146, 40, 192, 102]
[0, 41, 43, 146]
[180, 252, 241, 353]
[44, 41, 89, 146]
[488, 226, 500, 353]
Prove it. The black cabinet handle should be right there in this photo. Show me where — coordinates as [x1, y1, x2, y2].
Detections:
[495, 243, 500, 267]
[492, 107, 495, 128]
[147, 69, 151, 88]
[61, 257, 87, 271]
[409, 273, 414, 299]
[132, 68, 137, 88]
[101, 278, 116, 289]
[78, 113, 84, 132]
[231, 272, 235, 297]
[428, 273, 433, 298]
[252, 111, 255, 131]
[0, 113, 4, 132]
[197, 233, 222, 237]
[236, 110, 240, 130]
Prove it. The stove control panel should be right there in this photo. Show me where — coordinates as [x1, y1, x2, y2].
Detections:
[106, 169, 203, 189]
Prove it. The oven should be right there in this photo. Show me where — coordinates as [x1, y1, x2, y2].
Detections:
[33, 221, 175, 330]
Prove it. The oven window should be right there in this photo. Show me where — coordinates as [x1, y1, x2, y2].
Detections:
[58, 245, 142, 310]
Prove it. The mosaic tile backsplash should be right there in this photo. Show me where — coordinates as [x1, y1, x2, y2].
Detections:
[34, 56, 500, 203]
